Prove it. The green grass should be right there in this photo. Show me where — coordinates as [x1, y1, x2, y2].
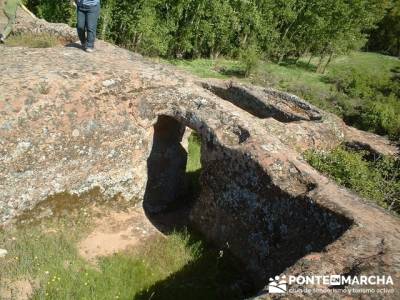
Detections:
[167, 59, 234, 79]
[0, 199, 245, 299]
[324, 52, 399, 78]
[183, 132, 203, 207]
[305, 147, 400, 214]
[5, 33, 60, 48]
[168, 52, 399, 93]
[166, 55, 338, 112]
[0, 211, 201, 300]
[186, 132, 202, 173]
[0, 135, 247, 299]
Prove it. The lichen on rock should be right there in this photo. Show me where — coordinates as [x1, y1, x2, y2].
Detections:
[1, 12, 400, 299]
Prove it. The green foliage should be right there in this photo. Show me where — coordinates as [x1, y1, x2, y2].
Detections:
[0, 222, 200, 299]
[186, 132, 202, 173]
[367, 0, 400, 57]
[0, 200, 244, 299]
[25, 0, 390, 60]
[100, 0, 171, 56]
[239, 44, 260, 77]
[325, 63, 400, 139]
[185, 132, 202, 202]
[305, 147, 400, 213]
[25, 0, 76, 26]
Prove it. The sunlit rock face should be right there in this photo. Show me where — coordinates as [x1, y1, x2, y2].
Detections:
[1, 13, 400, 298]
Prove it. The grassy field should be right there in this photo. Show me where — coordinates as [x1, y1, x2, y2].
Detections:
[168, 51, 399, 95]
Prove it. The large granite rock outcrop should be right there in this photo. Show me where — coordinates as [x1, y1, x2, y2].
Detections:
[0, 13, 399, 299]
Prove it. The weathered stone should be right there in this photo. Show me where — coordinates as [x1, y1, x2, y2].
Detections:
[0, 14, 400, 299]
[0, 4, 75, 43]
[201, 79, 398, 156]
[0, 249, 7, 258]
[14, 6, 76, 43]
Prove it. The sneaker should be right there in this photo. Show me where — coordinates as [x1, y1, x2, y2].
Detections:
[0, 34, 5, 44]
[85, 47, 95, 53]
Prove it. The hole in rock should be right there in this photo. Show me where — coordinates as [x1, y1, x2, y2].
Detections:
[202, 82, 322, 122]
[143, 115, 352, 298]
[143, 115, 255, 298]
[143, 115, 197, 228]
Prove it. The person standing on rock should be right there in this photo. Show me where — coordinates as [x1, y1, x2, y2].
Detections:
[73, 0, 101, 52]
[0, 0, 20, 43]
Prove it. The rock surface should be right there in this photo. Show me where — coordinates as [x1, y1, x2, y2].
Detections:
[201, 79, 398, 156]
[1, 13, 400, 299]
[0, 249, 7, 258]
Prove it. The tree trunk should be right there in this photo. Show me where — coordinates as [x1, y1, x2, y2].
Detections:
[278, 51, 286, 64]
[316, 55, 325, 73]
[321, 52, 333, 74]
[316, 45, 328, 73]
[242, 33, 248, 47]
[307, 55, 313, 66]
[294, 53, 301, 64]
[277, 3, 308, 65]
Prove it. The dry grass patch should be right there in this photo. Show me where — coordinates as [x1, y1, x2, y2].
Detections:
[5, 33, 60, 48]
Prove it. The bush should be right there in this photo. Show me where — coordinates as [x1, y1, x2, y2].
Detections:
[305, 147, 400, 213]
[25, 0, 76, 26]
[359, 95, 400, 139]
[325, 67, 400, 140]
[239, 45, 260, 77]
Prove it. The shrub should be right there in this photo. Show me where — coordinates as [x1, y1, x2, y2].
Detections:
[25, 0, 76, 26]
[326, 68, 377, 99]
[325, 67, 400, 140]
[359, 95, 400, 139]
[239, 45, 260, 77]
[305, 147, 400, 213]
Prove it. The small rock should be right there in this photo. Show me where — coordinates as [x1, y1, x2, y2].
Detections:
[0, 249, 8, 258]
[102, 79, 116, 87]
[72, 129, 80, 137]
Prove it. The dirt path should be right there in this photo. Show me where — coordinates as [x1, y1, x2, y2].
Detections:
[0, 279, 37, 300]
[78, 206, 160, 262]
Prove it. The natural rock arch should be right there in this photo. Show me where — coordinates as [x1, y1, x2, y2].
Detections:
[142, 113, 353, 289]
[143, 115, 188, 214]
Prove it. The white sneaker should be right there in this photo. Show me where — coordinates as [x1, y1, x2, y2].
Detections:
[0, 34, 5, 44]
[85, 47, 95, 53]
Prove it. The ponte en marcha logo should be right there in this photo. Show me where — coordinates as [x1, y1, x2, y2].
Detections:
[267, 274, 395, 295]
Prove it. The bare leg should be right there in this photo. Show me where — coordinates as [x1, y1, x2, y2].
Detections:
[1, 0, 19, 40]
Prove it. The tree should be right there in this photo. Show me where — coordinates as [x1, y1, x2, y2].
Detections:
[367, 0, 400, 57]
[24, 0, 391, 63]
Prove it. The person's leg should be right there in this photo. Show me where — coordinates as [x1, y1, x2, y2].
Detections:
[85, 4, 100, 49]
[1, 0, 19, 40]
[76, 7, 87, 47]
